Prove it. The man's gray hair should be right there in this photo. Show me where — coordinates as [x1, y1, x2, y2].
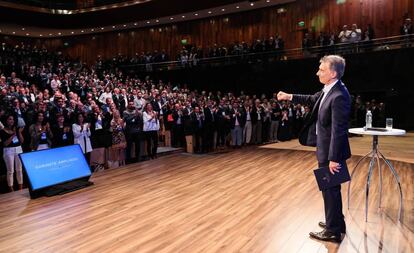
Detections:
[320, 55, 346, 79]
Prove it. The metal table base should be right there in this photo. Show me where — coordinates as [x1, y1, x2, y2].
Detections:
[347, 135, 403, 222]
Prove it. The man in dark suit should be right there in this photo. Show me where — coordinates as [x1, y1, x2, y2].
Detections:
[203, 100, 216, 152]
[277, 55, 351, 243]
[230, 101, 246, 148]
[190, 106, 205, 153]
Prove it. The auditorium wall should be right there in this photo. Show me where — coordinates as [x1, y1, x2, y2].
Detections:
[2, 0, 413, 64]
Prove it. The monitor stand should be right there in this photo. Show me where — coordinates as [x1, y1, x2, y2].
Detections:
[44, 179, 94, 197]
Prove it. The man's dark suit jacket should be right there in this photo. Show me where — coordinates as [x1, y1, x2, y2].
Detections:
[230, 108, 247, 129]
[292, 81, 351, 164]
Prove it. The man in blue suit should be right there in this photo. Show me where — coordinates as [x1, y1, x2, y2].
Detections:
[277, 55, 351, 243]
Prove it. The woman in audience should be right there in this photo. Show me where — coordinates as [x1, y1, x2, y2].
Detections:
[0, 114, 24, 191]
[143, 103, 160, 159]
[72, 112, 92, 164]
[110, 110, 127, 167]
[51, 113, 73, 148]
[89, 105, 112, 149]
[29, 112, 53, 151]
[99, 86, 113, 105]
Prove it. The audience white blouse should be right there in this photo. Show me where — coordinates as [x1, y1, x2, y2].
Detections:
[143, 111, 160, 131]
[72, 123, 93, 154]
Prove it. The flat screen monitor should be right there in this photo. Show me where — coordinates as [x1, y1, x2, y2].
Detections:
[19, 145, 91, 194]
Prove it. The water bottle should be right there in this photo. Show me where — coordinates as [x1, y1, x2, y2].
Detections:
[365, 110, 372, 129]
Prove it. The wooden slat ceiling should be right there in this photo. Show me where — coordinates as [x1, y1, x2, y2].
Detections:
[0, 0, 245, 28]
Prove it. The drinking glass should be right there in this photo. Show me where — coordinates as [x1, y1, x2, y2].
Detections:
[386, 118, 393, 130]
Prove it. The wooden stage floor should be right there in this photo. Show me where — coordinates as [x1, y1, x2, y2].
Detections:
[0, 137, 413, 252]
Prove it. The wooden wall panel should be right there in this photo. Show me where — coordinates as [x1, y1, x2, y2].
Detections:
[3, 0, 412, 64]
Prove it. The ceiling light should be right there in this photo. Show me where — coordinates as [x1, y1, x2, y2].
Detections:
[146, 21, 150, 24]
[40, 34, 43, 37]
[49, 33, 52, 36]
[182, 15, 185, 18]
[156, 19, 159, 23]
[112, 26, 116, 28]
[71, 31, 74, 34]
[266, 0, 270, 2]
[123, 24, 127, 27]
[58, 32, 61, 35]
[194, 13, 198, 16]
[170, 17, 174, 20]
[208, 11, 212, 14]
[222, 8, 225, 11]
[81, 30, 84, 33]
[250, 3, 254, 6]
[134, 23, 138, 26]
[22, 28, 25, 31]
[12, 32, 16, 34]
[26, 33, 29, 36]
[91, 29, 94, 31]
[236, 6, 240, 9]
[101, 27, 104, 30]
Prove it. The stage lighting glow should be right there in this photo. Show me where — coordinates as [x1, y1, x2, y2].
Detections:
[311, 14, 327, 30]
[277, 8, 287, 14]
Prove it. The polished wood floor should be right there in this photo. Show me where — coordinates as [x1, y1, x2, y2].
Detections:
[0, 145, 413, 252]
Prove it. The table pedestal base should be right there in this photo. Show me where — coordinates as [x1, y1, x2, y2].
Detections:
[347, 135, 403, 222]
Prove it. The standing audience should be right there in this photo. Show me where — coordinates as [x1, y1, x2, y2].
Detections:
[0, 115, 24, 191]
[143, 103, 160, 159]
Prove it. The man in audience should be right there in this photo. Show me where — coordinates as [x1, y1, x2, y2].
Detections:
[230, 101, 246, 148]
[401, 18, 413, 47]
[338, 25, 350, 43]
[400, 18, 413, 36]
[123, 100, 143, 163]
[190, 106, 205, 153]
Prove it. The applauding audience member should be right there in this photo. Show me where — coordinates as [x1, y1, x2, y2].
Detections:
[0, 115, 24, 191]
[143, 103, 160, 159]
[72, 113, 92, 164]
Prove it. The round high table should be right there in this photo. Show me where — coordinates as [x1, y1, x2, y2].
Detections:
[347, 127, 406, 222]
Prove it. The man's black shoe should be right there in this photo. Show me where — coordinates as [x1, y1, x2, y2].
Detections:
[309, 229, 342, 243]
[318, 222, 346, 233]
[318, 222, 326, 229]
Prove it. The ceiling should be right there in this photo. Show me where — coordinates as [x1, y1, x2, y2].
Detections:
[0, 0, 295, 38]
[0, 0, 139, 10]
